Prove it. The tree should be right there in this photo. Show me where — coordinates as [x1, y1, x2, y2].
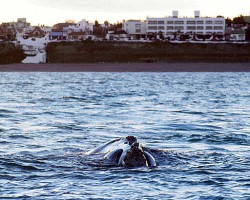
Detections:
[65, 19, 76, 24]
[116, 22, 122, 28]
[226, 18, 232, 27]
[94, 20, 100, 27]
[233, 15, 245, 25]
[104, 20, 109, 27]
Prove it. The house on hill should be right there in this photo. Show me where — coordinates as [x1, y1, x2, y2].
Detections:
[0, 27, 16, 41]
[28, 27, 45, 38]
[49, 28, 67, 40]
[68, 31, 85, 40]
[54, 22, 76, 29]
[232, 15, 250, 40]
[230, 30, 246, 41]
[122, 20, 146, 40]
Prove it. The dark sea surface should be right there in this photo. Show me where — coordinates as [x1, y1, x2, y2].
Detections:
[0, 72, 249, 200]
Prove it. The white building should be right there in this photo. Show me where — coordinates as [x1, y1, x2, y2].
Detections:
[230, 30, 246, 41]
[122, 20, 147, 40]
[16, 33, 49, 63]
[41, 27, 52, 35]
[68, 19, 93, 34]
[147, 11, 225, 38]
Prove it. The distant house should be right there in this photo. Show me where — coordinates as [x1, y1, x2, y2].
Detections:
[54, 22, 76, 29]
[243, 16, 250, 40]
[74, 19, 93, 34]
[49, 28, 67, 40]
[68, 31, 85, 40]
[41, 27, 52, 35]
[16, 30, 49, 63]
[230, 30, 246, 41]
[122, 20, 147, 40]
[0, 27, 15, 41]
[28, 27, 45, 38]
[232, 15, 250, 41]
[1, 18, 31, 35]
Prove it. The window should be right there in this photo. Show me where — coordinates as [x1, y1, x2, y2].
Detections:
[214, 21, 223, 24]
[148, 26, 157, 30]
[197, 26, 204, 30]
[216, 31, 224, 34]
[158, 26, 165, 30]
[187, 21, 196, 24]
[187, 26, 196, 30]
[206, 26, 213, 30]
[167, 21, 174, 24]
[135, 24, 141, 28]
[206, 21, 213, 24]
[174, 21, 184, 24]
[136, 29, 141, 33]
[214, 26, 223, 30]
[197, 21, 204, 24]
[167, 26, 174, 30]
[148, 21, 157, 25]
[174, 26, 184, 30]
[158, 21, 165, 24]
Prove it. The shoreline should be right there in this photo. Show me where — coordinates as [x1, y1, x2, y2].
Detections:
[0, 62, 250, 72]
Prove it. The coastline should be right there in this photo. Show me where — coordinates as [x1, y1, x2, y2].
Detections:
[0, 62, 250, 72]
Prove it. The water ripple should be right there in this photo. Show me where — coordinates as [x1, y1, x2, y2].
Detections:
[0, 72, 249, 199]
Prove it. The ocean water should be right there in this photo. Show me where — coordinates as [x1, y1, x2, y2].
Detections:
[0, 72, 249, 200]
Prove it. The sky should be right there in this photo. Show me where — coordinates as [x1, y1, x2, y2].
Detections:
[1, 0, 250, 26]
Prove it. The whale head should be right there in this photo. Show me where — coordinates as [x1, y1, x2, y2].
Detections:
[88, 136, 156, 167]
[122, 142, 148, 167]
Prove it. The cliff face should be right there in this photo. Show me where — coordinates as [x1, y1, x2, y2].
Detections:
[0, 42, 25, 64]
[46, 41, 250, 63]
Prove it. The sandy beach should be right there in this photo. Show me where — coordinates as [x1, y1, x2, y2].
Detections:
[0, 63, 250, 72]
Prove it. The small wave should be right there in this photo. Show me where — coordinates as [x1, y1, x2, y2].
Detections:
[37, 97, 56, 102]
[43, 111, 55, 115]
[205, 134, 250, 145]
[8, 134, 31, 139]
[1, 161, 40, 171]
[0, 109, 16, 114]
[0, 140, 9, 144]
[172, 110, 205, 115]
[0, 114, 11, 118]
[53, 124, 83, 131]
[63, 96, 87, 101]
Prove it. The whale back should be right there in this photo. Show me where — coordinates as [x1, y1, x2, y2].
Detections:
[86, 138, 131, 155]
[86, 138, 122, 155]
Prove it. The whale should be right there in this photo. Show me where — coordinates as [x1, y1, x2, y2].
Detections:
[86, 136, 157, 167]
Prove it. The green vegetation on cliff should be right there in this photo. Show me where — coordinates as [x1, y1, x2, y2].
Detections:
[46, 41, 250, 63]
[0, 42, 25, 64]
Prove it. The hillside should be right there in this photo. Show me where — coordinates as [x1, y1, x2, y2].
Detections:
[46, 41, 250, 63]
[0, 42, 25, 64]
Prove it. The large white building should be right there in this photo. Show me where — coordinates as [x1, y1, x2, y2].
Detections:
[122, 20, 147, 40]
[147, 11, 225, 37]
